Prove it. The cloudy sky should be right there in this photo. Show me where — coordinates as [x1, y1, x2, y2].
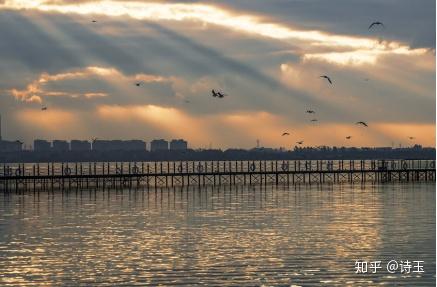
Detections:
[0, 0, 435, 149]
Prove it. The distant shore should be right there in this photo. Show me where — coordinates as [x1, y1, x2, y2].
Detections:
[0, 146, 434, 163]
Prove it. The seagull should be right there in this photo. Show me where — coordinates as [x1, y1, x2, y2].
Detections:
[356, 121, 368, 127]
[368, 21, 384, 30]
[320, 75, 332, 84]
[310, 119, 318, 122]
[296, 141, 304, 145]
[41, 106, 47, 111]
[408, 136, 415, 140]
[282, 132, 290, 136]
[346, 136, 352, 139]
[306, 110, 315, 114]
[217, 91, 227, 98]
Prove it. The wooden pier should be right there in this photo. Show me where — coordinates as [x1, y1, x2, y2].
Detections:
[0, 159, 435, 191]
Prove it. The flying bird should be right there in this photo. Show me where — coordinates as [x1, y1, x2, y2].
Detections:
[368, 21, 384, 29]
[310, 119, 318, 122]
[217, 91, 228, 98]
[296, 141, 304, 145]
[408, 136, 415, 140]
[356, 121, 368, 127]
[346, 136, 352, 139]
[320, 75, 332, 84]
[41, 106, 47, 111]
[306, 110, 315, 114]
[282, 132, 290, 136]
[92, 20, 97, 23]
[135, 82, 141, 87]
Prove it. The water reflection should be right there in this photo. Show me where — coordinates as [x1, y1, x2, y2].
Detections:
[0, 183, 435, 286]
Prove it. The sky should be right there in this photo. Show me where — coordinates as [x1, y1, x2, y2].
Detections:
[0, 0, 435, 149]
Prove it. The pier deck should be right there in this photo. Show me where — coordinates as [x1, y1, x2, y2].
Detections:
[1, 159, 435, 191]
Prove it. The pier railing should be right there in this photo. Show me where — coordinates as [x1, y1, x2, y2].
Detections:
[1, 159, 435, 176]
[0, 159, 435, 190]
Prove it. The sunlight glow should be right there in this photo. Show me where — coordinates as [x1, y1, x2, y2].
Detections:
[1, 0, 428, 60]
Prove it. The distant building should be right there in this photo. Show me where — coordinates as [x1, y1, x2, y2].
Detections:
[0, 140, 22, 152]
[123, 140, 146, 150]
[150, 139, 169, 151]
[34, 139, 51, 151]
[52, 140, 69, 151]
[71, 140, 91, 151]
[170, 139, 187, 150]
[93, 140, 146, 151]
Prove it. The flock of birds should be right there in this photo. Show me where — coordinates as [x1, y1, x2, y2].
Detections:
[37, 20, 416, 147]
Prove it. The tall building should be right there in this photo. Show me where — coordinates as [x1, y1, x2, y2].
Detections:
[123, 140, 146, 150]
[150, 139, 169, 151]
[170, 139, 188, 150]
[52, 140, 69, 151]
[71, 140, 91, 151]
[92, 140, 146, 151]
[34, 139, 51, 151]
[0, 140, 22, 152]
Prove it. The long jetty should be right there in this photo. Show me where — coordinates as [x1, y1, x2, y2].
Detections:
[0, 159, 435, 191]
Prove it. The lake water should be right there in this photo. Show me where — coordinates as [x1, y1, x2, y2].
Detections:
[0, 183, 435, 286]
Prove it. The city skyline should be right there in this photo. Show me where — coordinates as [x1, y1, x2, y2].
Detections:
[0, 0, 435, 148]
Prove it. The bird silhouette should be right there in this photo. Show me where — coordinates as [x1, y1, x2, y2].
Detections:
[217, 92, 227, 98]
[92, 20, 97, 23]
[368, 21, 384, 29]
[41, 106, 47, 111]
[310, 119, 318, 122]
[135, 82, 141, 87]
[282, 132, 290, 136]
[211, 89, 219, 97]
[306, 110, 315, 114]
[356, 121, 368, 127]
[296, 141, 304, 145]
[15, 140, 23, 144]
[346, 136, 352, 139]
[408, 136, 415, 140]
[320, 75, 332, 84]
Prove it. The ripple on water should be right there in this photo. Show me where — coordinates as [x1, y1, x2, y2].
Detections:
[0, 183, 435, 286]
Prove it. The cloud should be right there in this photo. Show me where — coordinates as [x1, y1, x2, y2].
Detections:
[1, 0, 430, 68]
[6, 66, 174, 103]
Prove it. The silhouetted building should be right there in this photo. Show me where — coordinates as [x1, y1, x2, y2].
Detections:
[70, 140, 91, 151]
[124, 140, 146, 150]
[170, 139, 188, 150]
[34, 139, 51, 151]
[93, 140, 146, 151]
[150, 139, 168, 151]
[0, 140, 22, 152]
[52, 140, 69, 151]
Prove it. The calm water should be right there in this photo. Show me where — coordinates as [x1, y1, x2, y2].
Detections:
[0, 183, 435, 286]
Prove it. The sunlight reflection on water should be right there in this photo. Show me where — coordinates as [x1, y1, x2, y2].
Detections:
[0, 183, 435, 286]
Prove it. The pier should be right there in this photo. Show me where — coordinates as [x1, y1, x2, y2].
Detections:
[0, 159, 435, 191]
